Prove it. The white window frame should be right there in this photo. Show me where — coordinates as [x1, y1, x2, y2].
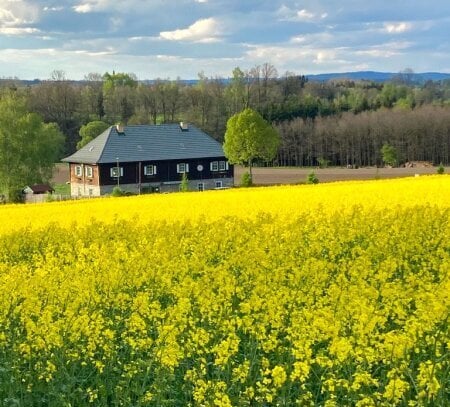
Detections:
[210, 161, 219, 172]
[177, 163, 189, 173]
[215, 181, 223, 188]
[85, 166, 93, 178]
[75, 165, 82, 177]
[219, 161, 227, 171]
[110, 167, 123, 178]
[144, 165, 157, 176]
[198, 182, 205, 192]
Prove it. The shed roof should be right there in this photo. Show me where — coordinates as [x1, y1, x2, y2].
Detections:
[23, 184, 54, 194]
[62, 124, 225, 164]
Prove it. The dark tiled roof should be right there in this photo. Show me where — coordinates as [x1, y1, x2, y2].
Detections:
[62, 124, 225, 164]
[25, 184, 54, 194]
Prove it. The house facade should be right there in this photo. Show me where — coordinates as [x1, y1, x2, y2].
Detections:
[62, 123, 234, 197]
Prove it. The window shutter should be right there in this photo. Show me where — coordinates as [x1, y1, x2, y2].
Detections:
[176, 164, 181, 173]
[120, 167, 124, 176]
[210, 162, 214, 171]
[153, 165, 157, 175]
[186, 163, 189, 173]
[226, 162, 229, 170]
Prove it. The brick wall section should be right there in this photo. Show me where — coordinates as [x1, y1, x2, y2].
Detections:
[69, 163, 100, 196]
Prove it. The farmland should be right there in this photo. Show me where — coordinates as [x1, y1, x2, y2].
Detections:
[0, 176, 449, 406]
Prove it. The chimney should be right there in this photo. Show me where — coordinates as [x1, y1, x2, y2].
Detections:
[180, 121, 189, 131]
[116, 123, 125, 134]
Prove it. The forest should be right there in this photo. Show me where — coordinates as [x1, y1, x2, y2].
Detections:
[2, 64, 450, 166]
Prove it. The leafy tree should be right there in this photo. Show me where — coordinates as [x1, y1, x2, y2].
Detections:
[102, 72, 138, 92]
[437, 163, 445, 174]
[224, 108, 279, 178]
[0, 93, 64, 201]
[102, 72, 138, 123]
[381, 143, 398, 167]
[77, 120, 110, 149]
[180, 172, 189, 192]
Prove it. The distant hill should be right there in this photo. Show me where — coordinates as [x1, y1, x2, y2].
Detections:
[306, 71, 450, 83]
[2, 72, 450, 86]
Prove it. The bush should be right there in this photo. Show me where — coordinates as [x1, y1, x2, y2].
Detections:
[240, 171, 253, 187]
[437, 163, 445, 174]
[111, 186, 124, 197]
[306, 171, 319, 184]
[180, 173, 189, 192]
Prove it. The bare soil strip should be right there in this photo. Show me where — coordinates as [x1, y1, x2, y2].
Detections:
[53, 163, 443, 188]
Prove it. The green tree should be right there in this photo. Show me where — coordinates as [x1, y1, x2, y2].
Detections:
[77, 120, 110, 149]
[0, 94, 64, 201]
[381, 143, 398, 167]
[102, 71, 138, 92]
[180, 172, 189, 192]
[223, 108, 279, 179]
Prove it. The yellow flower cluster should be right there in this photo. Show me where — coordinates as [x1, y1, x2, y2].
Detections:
[0, 175, 449, 405]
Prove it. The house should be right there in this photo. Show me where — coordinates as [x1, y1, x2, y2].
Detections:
[23, 184, 54, 203]
[61, 123, 234, 197]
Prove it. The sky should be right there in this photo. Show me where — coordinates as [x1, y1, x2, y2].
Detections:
[0, 0, 449, 80]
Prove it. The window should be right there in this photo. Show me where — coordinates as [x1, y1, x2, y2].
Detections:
[177, 163, 189, 173]
[215, 181, 223, 188]
[110, 167, 123, 178]
[75, 165, 82, 177]
[88, 188, 93, 196]
[198, 183, 205, 192]
[210, 161, 228, 171]
[85, 166, 93, 178]
[144, 165, 157, 176]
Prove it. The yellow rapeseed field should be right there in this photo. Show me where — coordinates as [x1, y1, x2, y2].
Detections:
[0, 176, 449, 406]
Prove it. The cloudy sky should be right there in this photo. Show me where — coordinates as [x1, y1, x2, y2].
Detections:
[1, 0, 449, 80]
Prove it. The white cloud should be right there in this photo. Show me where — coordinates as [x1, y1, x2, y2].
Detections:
[297, 9, 315, 21]
[0, 1, 39, 27]
[73, 0, 114, 13]
[355, 41, 412, 58]
[277, 5, 328, 22]
[159, 17, 221, 43]
[0, 27, 40, 35]
[43, 6, 64, 12]
[384, 22, 413, 33]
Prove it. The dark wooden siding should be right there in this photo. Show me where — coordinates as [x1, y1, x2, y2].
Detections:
[98, 157, 233, 186]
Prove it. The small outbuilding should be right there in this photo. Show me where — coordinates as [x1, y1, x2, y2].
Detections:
[23, 184, 54, 203]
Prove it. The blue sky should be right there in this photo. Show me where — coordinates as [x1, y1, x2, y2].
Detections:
[1, 0, 449, 80]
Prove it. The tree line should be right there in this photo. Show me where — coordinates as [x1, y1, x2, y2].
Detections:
[1, 65, 450, 164]
[276, 105, 450, 167]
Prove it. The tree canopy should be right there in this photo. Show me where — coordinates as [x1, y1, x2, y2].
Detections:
[77, 120, 110, 149]
[223, 108, 279, 175]
[0, 93, 64, 201]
